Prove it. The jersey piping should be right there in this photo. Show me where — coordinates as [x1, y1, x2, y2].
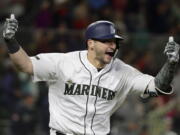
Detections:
[79, 52, 92, 135]
[79, 51, 115, 135]
[90, 60, 114, 135]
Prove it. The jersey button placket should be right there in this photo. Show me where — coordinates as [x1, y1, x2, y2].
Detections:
[86, 73, 99, 135]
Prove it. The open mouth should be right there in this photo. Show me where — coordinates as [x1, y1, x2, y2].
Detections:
[105, 51, 115, 57]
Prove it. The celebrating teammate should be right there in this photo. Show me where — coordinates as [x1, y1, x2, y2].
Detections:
[2, 14, 180, 135]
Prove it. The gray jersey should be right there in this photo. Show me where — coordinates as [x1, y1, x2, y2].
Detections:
[30, 50, 156, 135]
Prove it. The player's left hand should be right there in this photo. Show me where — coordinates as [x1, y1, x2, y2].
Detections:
[164, 39, 180, 64]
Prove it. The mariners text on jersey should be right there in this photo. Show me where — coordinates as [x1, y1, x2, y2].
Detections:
[30, 50, 157, 135]
[64, 82, 116, 100]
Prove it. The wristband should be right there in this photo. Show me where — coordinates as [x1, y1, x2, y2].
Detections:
[4, 38, 20, 54]
[154, 61, 177, 93]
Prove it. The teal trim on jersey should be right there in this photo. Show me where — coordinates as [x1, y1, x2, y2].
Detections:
[79, 52, 92, 135]
[79, 51, 114, 135]
[90, 60, 114, 135]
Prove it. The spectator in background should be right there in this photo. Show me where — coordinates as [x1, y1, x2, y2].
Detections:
[35, 0, 53, 28]
[10, 94, 37, 135]
[145, 96, 178, 135]
[51, 22, 69, 52]
[52, 0, 71, 27]
[35, 30, 54, 53]
[111, 0, 127, 13]
[171, 68, 180, 134]
[146, 0, 173, 33]
[134, 51, 157, 75]
[0, 57, 20, 114]
[171, 103, 180, 134]
[87, 0, 109, 12]
[71, 2, 89, 29]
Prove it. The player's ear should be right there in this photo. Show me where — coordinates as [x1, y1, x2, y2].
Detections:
[87, 39, 94, 50]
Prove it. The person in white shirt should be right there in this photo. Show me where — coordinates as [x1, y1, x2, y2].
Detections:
[2, 14, 179, 135]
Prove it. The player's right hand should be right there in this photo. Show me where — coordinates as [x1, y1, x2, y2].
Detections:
[3, 14, 18, 40]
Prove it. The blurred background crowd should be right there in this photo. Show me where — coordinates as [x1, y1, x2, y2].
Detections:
[0, 0, 180, 135]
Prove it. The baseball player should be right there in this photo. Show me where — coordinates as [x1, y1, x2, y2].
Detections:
[2, 14, 180, 135]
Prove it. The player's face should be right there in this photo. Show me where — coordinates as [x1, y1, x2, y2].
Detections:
[93, 39, 117, 64]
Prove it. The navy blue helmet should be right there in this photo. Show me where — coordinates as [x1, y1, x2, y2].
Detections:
[85, 21, 123, 43]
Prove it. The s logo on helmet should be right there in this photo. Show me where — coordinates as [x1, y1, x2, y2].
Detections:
[110, 25, 115, 34]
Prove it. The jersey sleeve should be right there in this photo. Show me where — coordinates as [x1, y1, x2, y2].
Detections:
[126, 67, 156, 96]
[30, 53, 64, 82]
[130, 72, 155, 94]
[130, 70, 174, 99]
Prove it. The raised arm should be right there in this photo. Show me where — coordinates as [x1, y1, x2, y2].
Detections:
[140, 37, 179, 100]
[154, 36, 179, 94]
[3, 14, 33, 75]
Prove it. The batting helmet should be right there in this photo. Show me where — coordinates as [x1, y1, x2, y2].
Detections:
[85, 20, 123, 43]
